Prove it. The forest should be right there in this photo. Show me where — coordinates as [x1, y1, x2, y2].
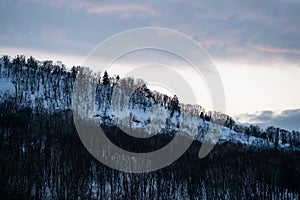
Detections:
[0, 55, 300, 199]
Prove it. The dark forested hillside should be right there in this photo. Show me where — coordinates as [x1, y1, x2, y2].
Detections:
[0, 55, 300, 199]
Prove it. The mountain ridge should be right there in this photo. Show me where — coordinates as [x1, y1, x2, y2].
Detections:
[0, 55, 300, 152]
[1, 55, 300, 199]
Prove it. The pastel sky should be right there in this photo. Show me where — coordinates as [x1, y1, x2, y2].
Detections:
[0, 0, 299, 130]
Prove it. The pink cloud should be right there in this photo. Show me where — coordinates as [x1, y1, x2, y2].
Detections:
[20, 0, 157, 18]
[254, 44, 300, 55]
[85, 4, 155, 15]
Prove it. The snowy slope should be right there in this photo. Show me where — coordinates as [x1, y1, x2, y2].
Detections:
[0, 57, 299, 152]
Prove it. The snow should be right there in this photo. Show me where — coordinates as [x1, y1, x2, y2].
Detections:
[0, 77, 15, 94]
[219, 127, 269, 147]
[0, 59, 299, 152]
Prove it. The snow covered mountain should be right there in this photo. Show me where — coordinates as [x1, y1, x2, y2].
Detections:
[0, 55, 299, 152]
[1, 55, 300, 199]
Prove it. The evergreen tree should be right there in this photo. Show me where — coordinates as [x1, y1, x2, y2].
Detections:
[102, 71, 110, 86]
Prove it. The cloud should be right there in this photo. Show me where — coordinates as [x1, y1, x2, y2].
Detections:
[0, 46, 86, 67]
[166, 0, 300, 68]
[254, 45, 300, 55]
[2, 0, 300, 69]
[78, 3, 157, 17]
[18, 0, 157, 18]
[235, 109, 300, 131]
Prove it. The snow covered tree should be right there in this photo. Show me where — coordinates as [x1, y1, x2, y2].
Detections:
[169, 95, 180, 116]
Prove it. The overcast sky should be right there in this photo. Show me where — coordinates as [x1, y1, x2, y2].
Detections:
[0, 0, 299, 130]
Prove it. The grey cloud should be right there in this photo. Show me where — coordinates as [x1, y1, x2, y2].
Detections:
[1, 0, 300, 68]
[235, 109, 300, 131]
[158, 0, 300, 67]
[254, 110, 274, 121]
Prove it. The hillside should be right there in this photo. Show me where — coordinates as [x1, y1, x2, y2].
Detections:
[0, 55, 299, 199]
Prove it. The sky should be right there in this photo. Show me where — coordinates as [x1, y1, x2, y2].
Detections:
[0, 0, 299, 131]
